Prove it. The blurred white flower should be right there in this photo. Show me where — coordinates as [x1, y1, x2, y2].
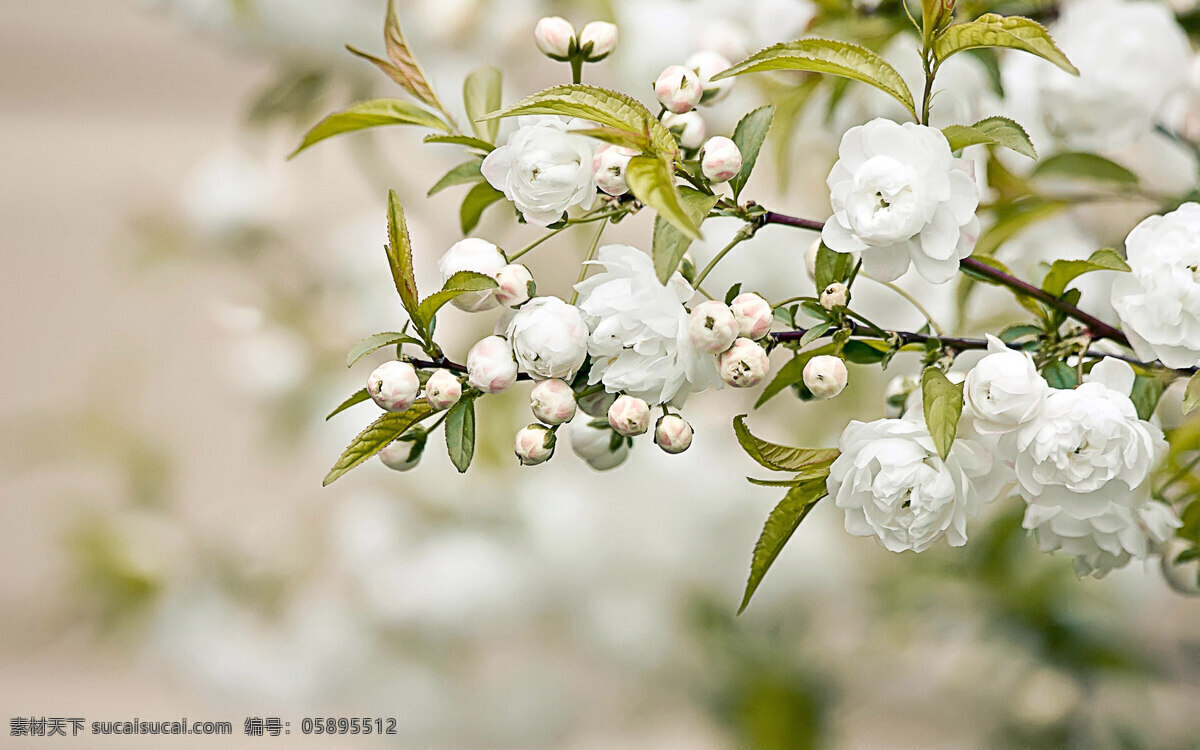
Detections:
[569, 417, 630, 470]
[482, 117, 596, 226]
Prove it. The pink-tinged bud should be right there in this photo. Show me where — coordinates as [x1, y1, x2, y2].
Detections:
[378, 428, 425, 472]
[424, 369, 462, 410]
[530, 378, 577, 425]
[578, 21, 618, 61]
[534, 16, 575, 59]
[577, 389, 617, 417]
[466, 335, 517, 394]
[718, 338, 768, 388]
[700, 136, 742, 183]
[654, 414, 693, 454]
[805, 239, 821, 282]
[688, 300, 739, 354]
[514, 424, 556, 466]
[803, 355, 848, 399]
[592, 144, 637, 196]
[686, 50, 735, 104]
[654, 65, 702, 114]
[820, 282, 849, 310]
[495, 263, 535, 308]
[660, 110, 707, 150]
[730, 292, 773, 340]
[367, 360, 420, 411]
[608, 394, 651, 436]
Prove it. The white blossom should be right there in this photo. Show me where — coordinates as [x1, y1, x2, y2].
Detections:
[578, 21, 617, 60]
[424, 369, 462, 411]
[534, 16, 574, 59]
[661, 110, 707, 150]
[378, 431, 424, 472]
[819, 282, 848, 310]
[591, 144, 637, 197]
[506, 296, 589, 380]
[494, 263, 534, 308]
[687, 300, 738, 354]
[608, 395, 651, 436]
[963, 335, 1049, 434]
[482, 117, 595, 227]
[686, 50, 735, 104]
[729, 292, 772, 340]
[437, 238, 508, 312]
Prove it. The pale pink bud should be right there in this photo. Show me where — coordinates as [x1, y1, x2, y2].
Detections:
[530, 378, 577, 425]
[466, 335, 517, 394]
[592, 144, 637, 196]
[367, 360, 420, 411]
[654, 414, 693, 454]
[730, 292, 773, 340]
[803, 355, 848, 399]
[688, 300, 739, 354]
[608, 395, 650, 436]
[820, 282, 849, 310]
[718, 338, 768, 388]
[686, 50, 735, 104]
[661, 110, 707, 150]
[578, 21, 618, 61]
[654, 65, 702, 114]
[495, 263, 535, 308]
[514, 424, 556, 466]
[700, 136, 742, 183]
[534, 16, 575, 59]
[424, 369, 462, 410]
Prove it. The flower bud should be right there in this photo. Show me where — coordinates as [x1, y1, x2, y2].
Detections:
[718, 338, 769, 387]
[367, 360, 420, 412]
[424, 368, 462, 410]
[577, 389, 617, 417]
[578, 21, 618, 61]
[466, 335, 517, 394]
[506, 297, 589, 380]
[569, 418, 629, 471]
[805, 239, 821, 282]
[530, 378, 577, 425]
[654, 414, 693, 454]
[654, 65, 702, 114]
[884, 374, 920, 417]
[820, 282, 849, 310]
[378, 428, 425, 472]
[661, 110, 707, 150]
[514, 424, 556, 466]
[803, 355, 848, 399]
[608, 394, 650, 436]
[687, 300, 739, 354]
[534, 16, 575, 59]
[730, 292, 772, 340]
[686, 50, 735, 104]
[700, 136, 742, 183]
[592, 144, 637, 196]
[437, 238, 508, 312]
[494, 263, 535, 308]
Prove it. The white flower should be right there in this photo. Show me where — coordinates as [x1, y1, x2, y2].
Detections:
[700, 136, 742, 183]
[1012, 358, 1179, 576]
[506, 296, 589, 380]
[717, 338, 768, 388]
[482, 117, 595, 227]
[687, 300, 738, 354]
[608, 395, 651, 436]
[569, 418, 629, 471]
[591, 144, 637, 196]
[963, 335, 1049, 434]
[530, 379, 577, 425]
[1111, 203, 1200, 369]
[686, 50, 735, 104]
[661, 110, 707, 150]
[514, 424, 556, 466]
[804, 238, 821, 282]
[578, 21, 617, 61]
[654, 414, 693, 454]
[730, 292, 773, 340]
[424, 369, 462, 411]
[367, 360, 420, 412]
[534, 16, 574, 59]
[654, 65, 702, 114]
[803, 355, 848, 399]
[437, 238, 508, 312]
[494, 263, 534, 308]
[466, 335, 518, 394]
[575, 244, 721, 405]
[829, 418, 994, 552]
[822, 118, 980, 284]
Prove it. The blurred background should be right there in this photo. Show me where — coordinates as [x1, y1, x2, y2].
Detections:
[2, 0, 1200, 747]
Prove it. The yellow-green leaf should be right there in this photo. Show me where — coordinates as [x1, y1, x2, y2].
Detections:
[733, 415, 840, 471]
[464, 66, 502, 143]
[346, 331, 426, 368]
[729, 104, 775, 201]
[326, 389, 370, 421]
[1041, 248, 1129, 298]
[323, 403, 433, 485]
[427, 159, 483, 196]
[383, 0, 441, 107]
[626, 155, 701, 241]
[921, 367, 963, 461]
[934, 14, 1078, 76]
[386, 190, 421, 323]
[652, 187, 719, 284]
[739, 477, 830, 613]
[942, 115, 1037, 159]
[416, 271, 498, 329]
[1184, 372, 1200, 415]
[460, 182, 505, 235]
[289, 99, 448, 158]
[1031, 152, 1138, 184]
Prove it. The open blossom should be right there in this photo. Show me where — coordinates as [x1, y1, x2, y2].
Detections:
[829, 418, 995, 552]
[575, 244, 721, 405]
[482, 117, 595, 227]
[822, 118, 980, 284]
[506, 296, 589, 380]
[963, 335, 1049, 434]
[1111, 203, 1200, 369]
[1013, 358, 1179, 577]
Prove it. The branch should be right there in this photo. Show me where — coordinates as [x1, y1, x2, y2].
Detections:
[407, 356, 534, 382]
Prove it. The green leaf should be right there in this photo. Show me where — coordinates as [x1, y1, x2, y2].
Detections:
[464, 66, 502, 143]
[652, 187, 719, 283]
[346, 331, 426, 367]
[1183, 372, 1200, 415]
[733, 415, 840, 471]
[814, 244, 853, 291]
[386, 189, 421, 323]
[428, 159, 483, 196]
[1131, 374, 1164, 422]
[323, 402, 434, 485]
[626, 155, 702, 241]
[842, 340, 888, 365]
[798, 323, 833, 348]
[326, 389, 370, 421]
[942, 116, 1037, 159]
[921, 367, 963, 461]
[572, 126, 652, 152]
[289, 99, 448, 157]
[460, 182, 505, 234]
[1042, 360, 1077, 389]
[934, 14, 1078, 76]
[1031, 152, 1138, 184]
[738, 478, 829, 614]
[714, 38, 917, 120]
[423, 134, 495, 152]
[443, 397, 476, 473]
[382, 0, 441, 107]
[755, 344, 839, 407]
[1040, 248, 1130, 298]
[416, 271, 498, 329]
[729, 105, 775, 201]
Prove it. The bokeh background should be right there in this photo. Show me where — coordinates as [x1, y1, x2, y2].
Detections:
[3, 0, 1200, 747]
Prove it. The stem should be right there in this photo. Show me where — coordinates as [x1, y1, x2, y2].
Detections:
[506, 209, 625, 263]
[877, 279, 946, 336]
[407, 356, 534, 382]
[760, 212, 823, 232]
[920, 57, 937, 126]
[570, 217, 608, 305]
[570, 57, 583, 84]
[1157, 452, 1200, 496]
[693, 225, 755, 289]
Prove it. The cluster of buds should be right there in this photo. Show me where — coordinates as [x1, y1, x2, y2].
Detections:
[653, 49, 736, 114]
[534, 17, 618, 63]
[686, 293, 773, 388]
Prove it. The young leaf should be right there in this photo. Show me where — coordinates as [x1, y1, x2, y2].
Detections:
[1040, 248, 1130, 298]
[460, 182, 505, 234]
[738, 478, 829, 613]
[934, 14, 1078, 76]
[733, 415, 840, 471]
[382, 0, 442, 108]
[814, 244, 853, 291]
[572, 126, 653, 152]
[346, 331, 426, 367]
[713, 38, 917, 121]
[428, 159, 484, 196]
[729, 104, 775, 201]
[942, 116, 1036, 159]
[289, 99, 448, 158]
[326, 388, 371, 421]
[1131, 374, 1164, 422]
[464, 66, 502, 143]
[921, 367, 963, 461]
[443, 397, 476, 472]
[1042, 360, 1077, 389]
[652, 187, 720, 283]
[1184, 372, 1200, 415]
[323, 403, 434, 485]
[416, 271, 498, 329]
[626, 155, 702, 241]
[755, 343, 839, 407]
[424, 134, 495, 152]
[386, 190, 421, 322]
[1031, 152, 1138, 184]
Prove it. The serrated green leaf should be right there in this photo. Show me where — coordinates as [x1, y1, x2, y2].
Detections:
[326, 388, 371, 421]
[289, 99, 448, 158]
[1041, 248, 1130, 298]
[423, 134, 495, 151]
[942, 115, 1037, 159]
[460, 181, 505, 234]
[714, 38, 917, 120]
[733, 415, 840, 471]
[626, 155, 702, 242]
[1184, 372, 1200, 415]
[738, 478, 829, 613]
[416, 271, 498, 328]
[346, 331, 426, 367]
[652, 187, 719, 283]
[386, 190, 421, 323]
[464, 66, 502, 143]
[1031, 152, 1138, 184]
[921, 367, 963, 461]
[323, 402, 434, 485]
[729, 105, 775, 201]
[934, 14, 1078, 76]
[428, 159, 484, 196]
[444, 397, 476, 473]
[572, 126, 653, 152]
[814, 244, 853, 291]
[755, 343, 839, 407]
[382, 0, 441, 107]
